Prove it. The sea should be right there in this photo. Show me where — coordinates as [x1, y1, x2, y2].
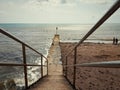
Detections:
[0, 23, 120, 89]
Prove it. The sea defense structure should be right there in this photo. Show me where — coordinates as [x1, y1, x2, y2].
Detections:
[52, 34, 60, 45]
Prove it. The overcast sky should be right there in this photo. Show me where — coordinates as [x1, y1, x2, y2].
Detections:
[0, 0, 119, 23]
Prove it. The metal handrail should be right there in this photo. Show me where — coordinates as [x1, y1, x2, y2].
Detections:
[0, 28, 48, 89]
[63, 0, 120, 89]
[63, 60, 120, 68]
[0, 29, 47, 59]
[0, 63, 47, 67]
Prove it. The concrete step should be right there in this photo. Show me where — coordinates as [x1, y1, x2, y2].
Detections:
[29, 75, 73, 90]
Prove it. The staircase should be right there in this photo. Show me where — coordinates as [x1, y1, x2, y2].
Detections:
[29, 34, 74, 90]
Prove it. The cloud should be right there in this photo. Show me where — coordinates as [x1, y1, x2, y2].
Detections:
[0, 11, 5, 15]
[21, 0, 115, 8]
[61, 0, 67, 4]
[0, 0, 119, 23]
[37, 0, 48, 2]
[36, 0, 75, 6]
[79, 0, 115, 4]
[33, 0, 116, 8]
[36, 0, 115, 5]
[36, 0, 61, 5]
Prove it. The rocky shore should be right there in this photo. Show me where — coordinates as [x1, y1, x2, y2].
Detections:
[60, 42, 120, 90]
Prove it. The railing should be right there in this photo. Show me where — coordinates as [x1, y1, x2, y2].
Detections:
[0, 29, 48, 89]
[63, 0, 120, 89]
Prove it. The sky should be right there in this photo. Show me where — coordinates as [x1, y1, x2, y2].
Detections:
[0, 0, 119, 23]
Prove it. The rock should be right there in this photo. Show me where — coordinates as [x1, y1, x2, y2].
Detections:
[5, 79, 16, 90]
[0, 82, 5, 90]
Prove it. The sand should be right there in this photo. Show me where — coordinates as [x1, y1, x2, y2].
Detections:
[60, 42, 120, 90]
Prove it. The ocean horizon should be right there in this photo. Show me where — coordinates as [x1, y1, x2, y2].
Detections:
[0, 23, 120, 57]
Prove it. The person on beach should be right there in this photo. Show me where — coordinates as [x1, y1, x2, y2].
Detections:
[115, 38, 118, 45]
[113, 37, 115, 45]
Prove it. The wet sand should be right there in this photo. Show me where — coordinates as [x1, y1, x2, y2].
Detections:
[60, 42, 120, 90]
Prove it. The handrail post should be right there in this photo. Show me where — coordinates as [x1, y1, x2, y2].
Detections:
[41, 55, 43, 78]
[47, 59, 48, 75]
[62, 59, 65, 75]
[22, 44, 28, 89]
[73, 47, 77, 88]
[65, 56, 68, 78]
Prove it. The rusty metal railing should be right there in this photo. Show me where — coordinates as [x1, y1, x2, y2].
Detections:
[64, 61, 120, 68]
[63, 0, 120, 89]
[0, 29, 48, 89]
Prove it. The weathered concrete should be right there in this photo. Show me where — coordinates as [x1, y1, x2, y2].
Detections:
[29, 34, 73, 90]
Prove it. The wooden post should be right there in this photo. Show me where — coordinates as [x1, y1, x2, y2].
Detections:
[65, 56, 68, 78]
[73, 47, 77, 88]
[62, 58, 65, 75]
[56, 27, 58, 34]
[22, 44, 28, 89]
[47, 59, 48, 75]
[41, 55, 43, 78]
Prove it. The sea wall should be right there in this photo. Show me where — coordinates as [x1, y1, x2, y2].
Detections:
[52, 34, 60, 45]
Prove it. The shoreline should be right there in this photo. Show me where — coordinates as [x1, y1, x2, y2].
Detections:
[60, 42, 120, 63]
[60, 41, 120, 44]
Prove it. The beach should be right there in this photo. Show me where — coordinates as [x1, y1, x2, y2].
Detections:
[60, 42, 120, 90]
